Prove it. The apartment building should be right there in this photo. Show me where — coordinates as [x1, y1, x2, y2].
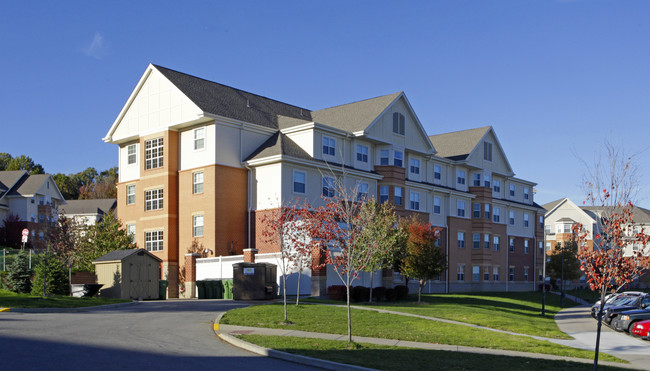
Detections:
[104, 64, 545, 297]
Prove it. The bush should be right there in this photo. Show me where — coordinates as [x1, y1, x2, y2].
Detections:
[351, 286, 370, 302]
[0, 270, 9, 290]
[8, 252, 32, 293]
[395, 285, 409, 300]
[31, 253, 69, 296]
[385, 288, 397, 301]
[372, 286, 386, 302]
[327, 285, 346, 301]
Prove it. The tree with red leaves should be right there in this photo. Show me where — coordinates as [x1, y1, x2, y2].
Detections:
[400, 218, 446, 303]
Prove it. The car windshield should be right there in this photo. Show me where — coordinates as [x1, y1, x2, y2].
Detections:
[611, 297, 635, 306]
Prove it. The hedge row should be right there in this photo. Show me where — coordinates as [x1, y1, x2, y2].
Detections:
[327, 284, 409, 302]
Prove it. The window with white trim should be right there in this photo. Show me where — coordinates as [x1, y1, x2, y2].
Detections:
[433, 196, 441, 214]
[457, 200, 465, 217]
[493, 266, 500, 281]
[473, 173, 481, 186]
[410, 159, 420, 174]
[322, 136, 335, 156]
[485, 204, 490, 219]
[394, 151, 403, 167]
[145, 230, 163, 252]
[472, 265, 480, 281]
[473, 233, 480, 249]
[126, 224, 136, 243]
[524, 267, 529, 281]
[145, 137, 163, 170]
[409, 191, 420, 210]
[509, 238, 515, 252]
[524, 213, 529, 227]
[483, 234, 490, 249]
[509, 266, 515, 281]
[494, 236, 500, 251]
[457, 170, 466, 185]
[457, 232, 465, 248]
[509, 184, 515, 197]
[509, 210, 515, 225]
[484, 141, 492, 161]
[493, 180, 501, 193]
[380, 185, 389, 204]
[484, 266, 490, 281]
[193, 215, 204, 237]
[457, 265, 465, 281]
[193, 172, 204, 194]
[126, 184, 136, 205]
[145, 188, 163, 211]
[434, 165, 441, 180]
[356, 145, 368, 163]
[394, 187, 403, 206]
[493, 207, 500, 222]
[194, 127, 205, 150]
[356, 182, 369, 201]
[127, 144, 137, 165]
[473, 203, 480, 218]
[380, 150, 389, 165]
[293, 171, 306, 194]
[392, 112, 405, 135]
[484, 174, 491, 188]
[322, 176, 336, 197]
[524, 187, 530, 200]
[524, 239, 529, 254]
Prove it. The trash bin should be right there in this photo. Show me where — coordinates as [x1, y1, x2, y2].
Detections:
[159, 280, 168, 300]
[222, 279, 233, 299]
[205, 280, 215, 299]
[214, 280, 224, 299]
[197, 280, 207, 299]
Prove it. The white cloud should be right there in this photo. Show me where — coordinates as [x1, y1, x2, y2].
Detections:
[84, 32, 109, 59]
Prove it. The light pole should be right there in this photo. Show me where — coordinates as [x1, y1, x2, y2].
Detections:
[542, 231, 547, 316]
[560, 241, 566, 307]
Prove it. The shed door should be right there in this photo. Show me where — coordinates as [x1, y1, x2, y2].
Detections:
[129, 258, 156, 299]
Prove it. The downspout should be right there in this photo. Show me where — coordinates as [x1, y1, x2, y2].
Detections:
[244, 164, 252, 250]
[533, 235, 537, 291]
[506, 237, 509, 292]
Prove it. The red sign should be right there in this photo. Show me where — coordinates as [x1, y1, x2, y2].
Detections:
[22, 229, 29, 237]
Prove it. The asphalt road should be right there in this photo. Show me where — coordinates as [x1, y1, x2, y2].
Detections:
[0, 300, 318, 371]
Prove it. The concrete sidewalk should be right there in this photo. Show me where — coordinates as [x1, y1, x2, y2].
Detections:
[214, 310, 642, 370]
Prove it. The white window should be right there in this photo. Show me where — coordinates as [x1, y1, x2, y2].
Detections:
[457, 265, 465, 281]
[524, 240, 529, 254]
[126, 184, 136, 205]
[509, 184, 515, 197]
[539, 241, 543, 250]
[484, 266, 490, 281]
[193, 215, 204, 237]
[556, 224, 563, 234]
[473, 173, 481, 186]
[380, 150, 389, 165]
[484, 141, 492, 161]
[433, 196, 441, 214]
[509, 267, 515, 281]
[394, 187, 403, 206]
[193, 172, 204, 194]
[380, 185, 389, 204]
[356, 145, 369, 163]
[293, 171, 306, 194]
[322, 136, 335, 156]
[127, 144, 137, 165]
[392, 112, 405, 135]
[457, 170, 466, 185]
[457, 200, 465, 217]
[322, 176, 336, 197]
[409, 191, 420, 210]
[356, 182, 369, 201]
[410, 159, 420, 174]
[394, 151, 403, 167]
[493, 180, 501, 193]
[539, 216, 544, 229]
[145, 137, 163, 170]
[524, 213, 529, 227]
[434, 165, 441, 180]
[194, 127, 205, 150]
[485, 204, 491, 219]
[473, 203, 481, 218]
[493, 207, 500, 223]
[145, 188, 163, 211]
[472, 265, 480, 281]
[145, 230, 163, 252]
[126, 224, 136, 243]
[524, 267, 529, 282]
[509, 238, 515, 252]
[494, 236, 500, 251]
[473, 233, 480, 249]
[484, 174, 491, 188]
[493, 266, 500, 281]
[524, 187, 530, 200]
[545, 242, 551, 251]
[457, 232, 465, 248]
[484, 234, 490, 249]
[509, 210, 515, 225]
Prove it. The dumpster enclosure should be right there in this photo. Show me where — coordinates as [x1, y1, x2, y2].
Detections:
[93, 249, 161, 300]
[232, 262, 277, 300]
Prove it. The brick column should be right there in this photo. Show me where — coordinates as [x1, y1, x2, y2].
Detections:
[183, 253, 200, 298]
[243, 248, 258, 263]
[161, 261, 179, 298]
[310, 247, 327, 297]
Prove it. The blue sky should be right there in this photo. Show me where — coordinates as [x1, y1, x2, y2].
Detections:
[1, 1, 649, 206]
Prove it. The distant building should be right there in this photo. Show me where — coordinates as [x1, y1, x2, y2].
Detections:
[59, 198, 117, 226]
[104, 64, 545, 297]
[0, 170, 65, 249]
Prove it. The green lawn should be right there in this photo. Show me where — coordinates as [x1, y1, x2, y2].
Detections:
[220, 303, 623, 362]
[236, 335, 629, 371]
[0, 289, 130, 308]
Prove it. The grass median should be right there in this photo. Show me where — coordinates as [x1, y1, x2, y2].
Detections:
[236, 335, 629, 371]
[220, 303, 623, 363]
[0, 289, 130, 308]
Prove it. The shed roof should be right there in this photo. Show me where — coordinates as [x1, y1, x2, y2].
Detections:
[93, 249, 162, 263]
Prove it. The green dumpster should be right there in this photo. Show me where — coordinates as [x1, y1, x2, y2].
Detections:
[222, 279, 233, 299]
[197, 281, 207, 299]
[205, 280, 215, 299]
[214, 280, 224, 299]
[159, 280, 168, 300]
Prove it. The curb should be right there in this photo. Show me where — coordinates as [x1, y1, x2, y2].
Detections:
[0, 307, 9, 312]
[214, 312, 376, 371]
[1, 300, 139, 313]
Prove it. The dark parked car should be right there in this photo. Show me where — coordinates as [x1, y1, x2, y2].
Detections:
[591, 292, 645, 319]
[612, 308, 650, 333]
[603, 294, 650, 325]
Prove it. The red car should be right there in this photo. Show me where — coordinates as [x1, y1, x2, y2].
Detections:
[631, 319, 650, 340]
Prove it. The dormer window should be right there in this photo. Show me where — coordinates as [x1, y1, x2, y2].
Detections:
[380, 150, 389, 165]
[356, 145, 369, 163]
[473, 173, 481, 186]
[410, 159, 420, 174]
[392, 112, 405, 135]
[394, 151, 403, 167]
[322, 136, 335, 156]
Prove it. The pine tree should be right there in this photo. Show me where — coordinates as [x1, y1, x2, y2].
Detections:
[8, 252, 33, 293]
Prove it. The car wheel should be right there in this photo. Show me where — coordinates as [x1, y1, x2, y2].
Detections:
[626, 321, 637, 334]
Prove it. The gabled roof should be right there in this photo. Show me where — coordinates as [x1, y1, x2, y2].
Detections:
[6, 173, 58, 198]
[582, 205, 650, 224]
[153, 65, 311, 130]
[0, 171, 27, 197]
[428, 126, 491, 161]
[541, 198, 566, 213]
[59, 199, 116, 215]
[310, 92, 402, 133]
[245, 132, 312, 162]
[93, 248, 162, 263]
